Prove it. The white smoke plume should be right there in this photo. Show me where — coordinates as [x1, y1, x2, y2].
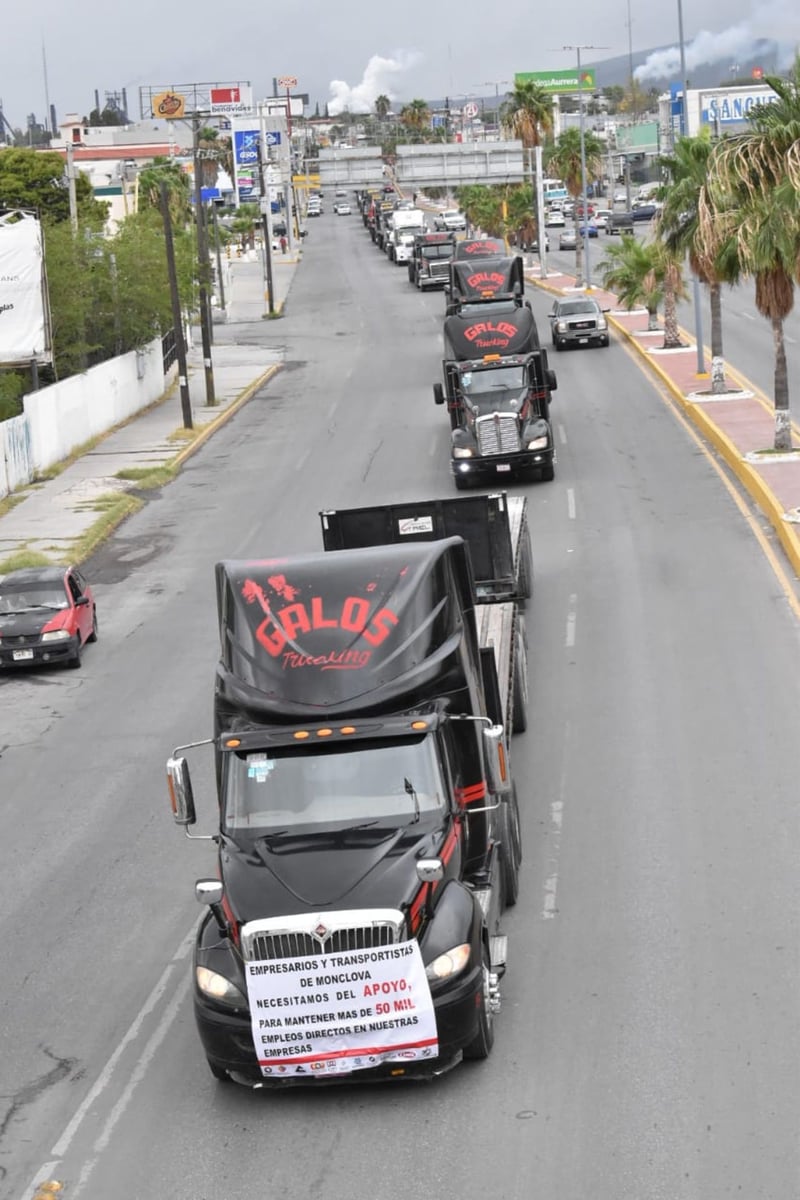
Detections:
[328, 52, 421, 116]
[634, 0, 800, 83]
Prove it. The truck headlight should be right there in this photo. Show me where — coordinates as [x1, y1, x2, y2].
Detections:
[597, 318, 608, 330]
[526, 434, 549, 450]
[196, 966, 246, 1007]
[453, 447, 474, 459]
[425, 943, 471, 981]
[556, 321, 568, 332]
[42, 629, 71, 642]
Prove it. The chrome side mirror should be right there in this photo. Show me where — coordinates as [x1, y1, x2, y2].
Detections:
[167, 755, 196, 826]
[416, 858, 444, 884]
[482, 724, 511, 797]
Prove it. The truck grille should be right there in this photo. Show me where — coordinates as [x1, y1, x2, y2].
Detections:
[476, 413, 521, 456]
[240, 909, 405, 962]
[429, 261, 449, 278]
[569, 318, 596, 331]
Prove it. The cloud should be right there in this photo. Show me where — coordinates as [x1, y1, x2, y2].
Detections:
[634, 0, 800, 83]
[328, 52, 421, 116]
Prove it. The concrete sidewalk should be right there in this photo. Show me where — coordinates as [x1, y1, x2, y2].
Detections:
[528, 263, 800, 580]
[0, 252, 300, 568]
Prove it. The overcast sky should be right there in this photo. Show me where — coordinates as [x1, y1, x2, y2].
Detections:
[0, 0, 792, 131]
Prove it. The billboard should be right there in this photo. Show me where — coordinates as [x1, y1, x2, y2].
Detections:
[0, 213, 51, 366]
[515, 69, 596, 94]
[699, 85, 776, 127]
[210, 85, 253, 115]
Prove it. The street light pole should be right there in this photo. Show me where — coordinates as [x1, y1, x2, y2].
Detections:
[677, 0, 707, 376]
[563, 45, 595, 289]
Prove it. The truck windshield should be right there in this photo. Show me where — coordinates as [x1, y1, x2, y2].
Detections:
[460, 366, 527, 413]
[422, 245, 452, 259]
[222, 735, 446, 833]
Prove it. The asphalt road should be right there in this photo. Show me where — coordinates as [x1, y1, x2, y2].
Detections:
[2, 206, 799, 1200]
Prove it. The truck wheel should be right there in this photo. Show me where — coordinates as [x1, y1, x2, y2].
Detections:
[512, 622, 528, 734]
[508, 782, 523, 866]
[206, 1058, 232, 1082]
[463, 945, 496, 1060]
[517, 534, 533, 608]
[454, 473, 471, 491]
[500, 797, 521, 907]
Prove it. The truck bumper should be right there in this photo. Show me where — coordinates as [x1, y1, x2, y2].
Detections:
[451, 450, 553, 484]
[195, 961, 484, 1086]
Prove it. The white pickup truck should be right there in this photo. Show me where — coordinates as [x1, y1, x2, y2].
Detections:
[434, 209, 467, 232]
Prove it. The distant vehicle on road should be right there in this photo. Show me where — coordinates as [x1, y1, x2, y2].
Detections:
[549, 296, 610, 351]
[545, 209, 565, 227]
[631, 203, 658, 222]
[559, 228, 577, 250]
[435, 209, 467, 232]
[606, 211, 635, 235]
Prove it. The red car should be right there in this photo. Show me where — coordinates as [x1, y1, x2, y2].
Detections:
[0, 565, 97, 669]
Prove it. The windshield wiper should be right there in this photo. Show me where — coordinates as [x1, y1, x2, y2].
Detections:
[404, 778, 420, 823]
[256, 820, 382, 848]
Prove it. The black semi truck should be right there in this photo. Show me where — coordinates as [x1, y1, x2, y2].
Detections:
[167, 494, 531, 1087]
[435, 304, 557, 485]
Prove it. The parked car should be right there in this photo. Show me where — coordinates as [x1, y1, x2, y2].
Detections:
[545, 209, 566, 227]
[549, 296, 610, 350]
[0, 565, 97, 670]
[559, 228, 577, 250]
[632, 203, 658, 221]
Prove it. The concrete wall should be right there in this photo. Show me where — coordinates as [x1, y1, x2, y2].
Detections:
[0, 337, 171, 499]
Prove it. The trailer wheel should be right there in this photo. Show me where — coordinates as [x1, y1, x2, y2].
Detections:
[512, 621, 528, 734]
[518, 534, 533, 609]
[463, 945, 496, 1060]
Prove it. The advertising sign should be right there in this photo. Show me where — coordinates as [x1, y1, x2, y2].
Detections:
[700, 86, 776, 127]
[277, 75, 298, 89]
[152, 91, 186, 119]
[0, 214, 51, 366]
[514, 69, 596, 94]
[244, 940, 438, 1077]
[210, 85, 253, 115]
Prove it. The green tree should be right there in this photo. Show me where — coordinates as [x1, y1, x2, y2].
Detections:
[599, 235, 686, 347]
[547, 127, 604, 285]
[138, 158, 192, 225]
[658, 129, 739, 392]
[374, 94, 391, 119]
[500, 81, 553, 242]
[399, 99, 431, 140]
[702, 57, 800, 448]
[0, 148, 107, 226]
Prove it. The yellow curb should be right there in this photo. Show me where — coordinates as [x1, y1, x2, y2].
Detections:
[606, 312, 800, 579]
[172, 365, 282, 469]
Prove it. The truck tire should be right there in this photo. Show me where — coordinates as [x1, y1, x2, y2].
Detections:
[500, 800, 521, 908]
[508, 782, 523, 866]
[463, 945, 496, 1060]
[454, 473, 471, 491]
[512, 621, 528, 734]
[518, 534, 533, 609]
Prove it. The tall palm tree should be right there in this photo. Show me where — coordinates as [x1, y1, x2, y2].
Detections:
[501, 80, 553, 246]
[547, 127, 604, 286]
[400, 99, 431, 139]
[374, 95, 391, 120]
[659, 130, 740, 392]
[599, 235, 663, 329]
[703, 58, 800, 448]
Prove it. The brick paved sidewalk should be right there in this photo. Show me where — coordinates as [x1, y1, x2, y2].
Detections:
[527, 264, 800, 578]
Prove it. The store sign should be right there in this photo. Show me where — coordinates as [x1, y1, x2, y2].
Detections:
[244, 940, 438, 1077]
[234, 129, 261, 166]
[515, 69, 596, 94]
[700, 86, 777, 126]
[210, 85, 254, 115]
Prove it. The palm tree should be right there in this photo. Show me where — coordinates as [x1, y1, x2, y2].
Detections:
[501, 80, 553, 248]
[547, 127, 604, 286]
[600, 235, 663, 329]
[658, 130, 739, 392]
[137, 158, 192, 225]
[374, 95, 391, 120]
[400, 99, 431, 140]
[703, 58, 800, 448]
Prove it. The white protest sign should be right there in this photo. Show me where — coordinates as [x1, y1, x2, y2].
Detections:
[245, 940, 438, 1077]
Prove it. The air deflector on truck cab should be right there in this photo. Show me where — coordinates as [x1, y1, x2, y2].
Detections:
[214, 541, 478, 721]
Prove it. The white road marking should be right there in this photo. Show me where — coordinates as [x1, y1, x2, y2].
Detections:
[542, 720, 569, 921]
[741, 312, 756, 321]
[295, 450, 310, 472]
[19, 926, 195, 1200]
[558, 423, 567, 445]
[327, 400, 339, 419]
[566, 593, 577, 647]
[567, 488, 576, 520]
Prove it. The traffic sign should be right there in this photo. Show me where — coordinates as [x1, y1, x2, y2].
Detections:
[277, 75, 297, 89]
[265, 131, 282, 146]
[463, 101, 479, 119]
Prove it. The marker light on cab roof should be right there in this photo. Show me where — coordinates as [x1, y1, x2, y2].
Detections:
[411, 720, 429, 730]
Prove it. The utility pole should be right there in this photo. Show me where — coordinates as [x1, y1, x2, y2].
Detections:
[257, 122, 276, 316]
[159, 182, 193, 430]
[211, 205, 225, 313]
[192, 112, 216, 405]
[65, 141, 78, 233]
[677, 0, 707, 376]
[562, 44, 606, 289]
